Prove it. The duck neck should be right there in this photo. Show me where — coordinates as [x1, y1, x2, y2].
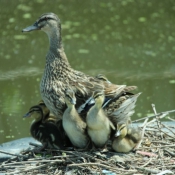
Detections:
[46, 26, 69, 65]
[48, 27, 62, 52]
[44, 26, 73, 79]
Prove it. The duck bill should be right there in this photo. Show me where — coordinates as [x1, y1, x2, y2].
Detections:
[23, 111, 32, 118]
[71, 99, 76, 105]
[22, 22, 40, 32]
[115, 130, 121, 137]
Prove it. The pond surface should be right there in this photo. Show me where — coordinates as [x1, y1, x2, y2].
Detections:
[0, 0, 175, 144]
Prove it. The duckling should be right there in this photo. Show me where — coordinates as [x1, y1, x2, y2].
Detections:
[63, 89, 89, 149]
[44, 115, 72, 148]
[86, 91, 115, 148]
[112, 122, 141, 153]
[95, 74, 111, 84]
[24, 101, 68, 150]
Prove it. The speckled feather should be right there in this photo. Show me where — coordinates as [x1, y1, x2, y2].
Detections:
[23, 13, 138, 120]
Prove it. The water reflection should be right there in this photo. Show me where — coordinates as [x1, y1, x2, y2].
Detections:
[0, 0, 175, 143]
[0, 67, 42, 81]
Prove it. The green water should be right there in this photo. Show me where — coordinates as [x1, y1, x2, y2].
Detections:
[0, 0, 175, 144]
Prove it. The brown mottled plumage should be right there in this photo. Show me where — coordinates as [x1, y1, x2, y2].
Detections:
[22, 13, 138, 121]
[106, 93, 141, 128]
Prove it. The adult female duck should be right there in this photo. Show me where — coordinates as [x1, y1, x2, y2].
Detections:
[22, 13, 138, 120]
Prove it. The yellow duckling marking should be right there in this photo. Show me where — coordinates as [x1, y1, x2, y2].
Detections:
[63, 89, 89, 148]
[86, 91, 115, 148]
[112, 122, 141, 153]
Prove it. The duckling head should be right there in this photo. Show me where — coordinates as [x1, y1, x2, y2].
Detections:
[93, 90, 105, 107]
[23, 101, 50, 121]
[65, 89, 76, 106]
[115, 122, 127, 138]
[95, 74, 111, 84]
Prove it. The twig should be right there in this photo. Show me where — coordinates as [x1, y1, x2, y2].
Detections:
[135, 167, 160, 174]
[141, 157, 152, 167]
[167, 117, 175, 122]
[0, 150, 27, 158]
[163, 149, 175, 156]
[137, 144, 175, 149]
[146, 113, 168, 126]
[133, 109, 175, 123]
[135, 118, 148, 149]
[6, 162, 56, 175]
[68, 162, 136, 172]
[152, 141, 174, 145]
[67, 162, 118, 171]
[0, 159, 67, 169]
[151, 104, 162, 129]
[161, 123, 175, 136]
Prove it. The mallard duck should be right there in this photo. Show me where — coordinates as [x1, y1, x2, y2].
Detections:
[86, 90, 115, 148]
[62, 89, 89, 148]
[22, 13, 138, 121]
[24, 101, 69, 150]
[112, 122, 141, 153]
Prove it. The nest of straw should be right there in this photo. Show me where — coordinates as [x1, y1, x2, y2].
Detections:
[0, 106, 175, 175]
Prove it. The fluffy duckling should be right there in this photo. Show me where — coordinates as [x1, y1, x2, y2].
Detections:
[86, 91, 115, 148]
[112, 122, 141, 153]
[44, 115, 72, 148]
[95, 74, 111, 84]
[63, 89, 89, 148]
[24, 101, 68, 150]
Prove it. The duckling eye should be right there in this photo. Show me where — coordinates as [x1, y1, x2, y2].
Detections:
[68, 96, 72, 102]
[120, 126, 125, 131]
[65, 94, 70, 100]
[94, 93, 100, 99]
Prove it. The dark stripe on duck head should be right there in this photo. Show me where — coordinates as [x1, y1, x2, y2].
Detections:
[37, 13, 59, 24]
[23, 105, 44, 118]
